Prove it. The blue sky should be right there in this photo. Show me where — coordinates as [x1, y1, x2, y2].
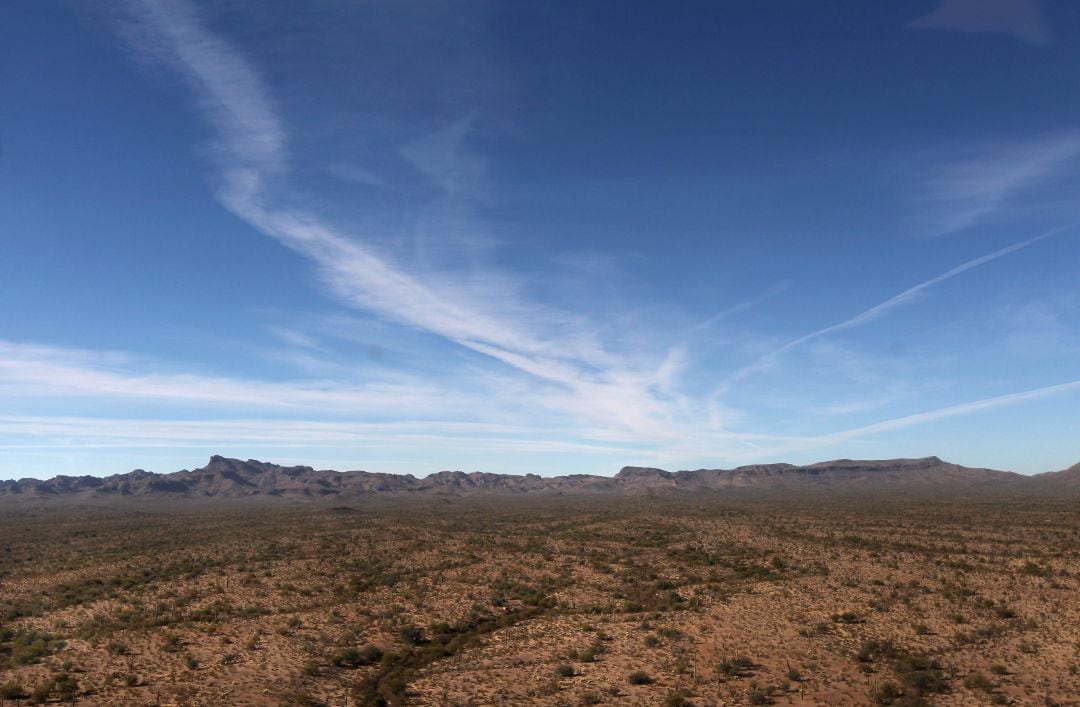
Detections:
[2, 0, 1079, 478]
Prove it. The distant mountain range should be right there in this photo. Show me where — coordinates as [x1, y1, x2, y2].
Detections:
[2, 454, 1078, 502]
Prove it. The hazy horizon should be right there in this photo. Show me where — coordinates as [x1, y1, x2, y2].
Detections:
[4, 450, 1077, 484]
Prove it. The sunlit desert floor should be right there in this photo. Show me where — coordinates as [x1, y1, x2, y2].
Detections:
[1, 497, 1078, 705]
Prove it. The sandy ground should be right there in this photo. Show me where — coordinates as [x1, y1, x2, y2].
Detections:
[1, 498, 1078, 705]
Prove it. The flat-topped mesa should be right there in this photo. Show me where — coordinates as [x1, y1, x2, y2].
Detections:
[615, 466, 673, 480]
[422, 470, 512, 491]
[803, 456, 945, 471]
[614, 467, 678, 494]
[613, 457, 1026, 493]
[722, 463, 797, 477]
[419, 470, 582, 495]
[194, 455, 314, 476]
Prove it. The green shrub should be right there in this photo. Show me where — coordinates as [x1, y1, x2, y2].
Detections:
[7, 629, 65, 665]
[832, 611, 861, 624]
[332, 643, 382, 669]
[894, 653, 946, 695]
[398, 624, 424, 645]
[859, 640, 947, 704]
[29, 677, 75, 707]
[0, 680, 26, 700]
[628, 671, 653, 685]
[858, 639, 901, 663]
[717, 656, 754, 678]
[30, 680, 54, 705]
[870, 682, 901, 705]
[664, 689, 692, 706]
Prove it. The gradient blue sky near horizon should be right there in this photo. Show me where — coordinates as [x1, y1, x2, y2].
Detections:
[2, 0, 1079, 479]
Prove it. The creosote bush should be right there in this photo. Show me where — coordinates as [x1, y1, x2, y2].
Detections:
[332, 643, 383, 668]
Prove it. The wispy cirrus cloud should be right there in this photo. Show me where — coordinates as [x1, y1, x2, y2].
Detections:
[815, 378, 1080, 445]
[686, 280, 791, 335]
[909, 0, 1053, 46]
[0, 337, 686, 467]
[28, 0, 1067, 477]
[717, 222, 1077, 391]
[0, 339, 462, 416]
[720, 378, 1080, 465]
[919, 132, 1080, 236]
[998, 299, 1080, 357]
[0, 415, 644, 457]
[111, 0, 689, 443]
[5, 331, 1079, 473]
[266, 325, 326, 352]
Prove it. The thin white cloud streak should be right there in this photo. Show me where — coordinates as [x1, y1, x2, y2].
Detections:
[118, 1, 539, 353]
[0, 334, 799, 468]
[399, 115, 484, 196]
[1000, 300, 1080, 357]
[909, 0, 1053, 46]
[814, 398, 889, 417]
[718, 223, 1078, 391]
[114, 0, 684, 440]
[0, 413, 817, 473]
[815, 378, 1080, 446]
[4, 335, 1076, 470]
[922, 132, 1080, 236]
[0, 415, 643, 457]
[0, 340, 459, 415]
[266, 326, 325, 352]
[117, 0, 284, 174]
[687, 379, 1080, 466]
[686, 280, 791, 334]
[0, 337, 739, 460]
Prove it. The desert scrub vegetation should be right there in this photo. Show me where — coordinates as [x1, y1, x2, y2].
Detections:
[0, 679, 26, 700]
[858, 640, 947, 705]
[0, 627, 65, 666]
[716, 655, 756, 681]
[0, 497, 1078, 704]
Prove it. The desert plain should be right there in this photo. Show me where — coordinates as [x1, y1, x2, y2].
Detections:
[2, 488, 1079, 706]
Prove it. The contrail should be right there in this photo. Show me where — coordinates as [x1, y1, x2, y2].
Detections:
[821, 378, 1080, 442]
[718, 221, 1079, 391]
